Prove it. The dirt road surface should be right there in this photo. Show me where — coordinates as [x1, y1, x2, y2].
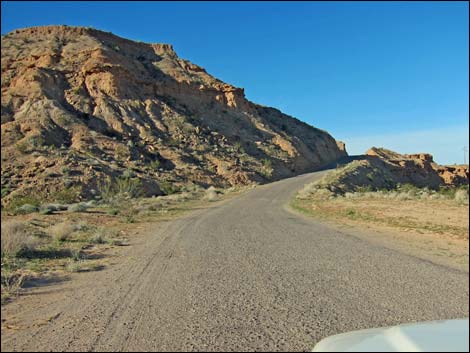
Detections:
[1, 171, 468, 351]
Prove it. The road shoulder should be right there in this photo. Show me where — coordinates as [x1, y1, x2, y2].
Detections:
[285, 202, 469, 273]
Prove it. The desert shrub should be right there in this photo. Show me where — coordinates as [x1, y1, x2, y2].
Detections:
[297, 182, 321, 199]
[205, 186, 218, 201]
[39, 205, 55, 215]
[74, 221, 90, 232]
[455, 189, 469, 205]
[66, 259, 84, 273]
[115, 144, 129, 159]
[1, 271, 27, 300]
[90, 229, 109, 244]
[122, 169, 136, 179]
[84, 200, 97, 207]
[45, 203, 68, 211]
[234, 142, 244, 153]
[99, 177, 143, 201]
[55, 186, 80, 204]
[15, 136, 46, 154]
[61, 166, 71, 175]
[159, 180, 179, 195]
[49, 222, 76, 242]
[16, 204, 39, 214]
[115, 177, 142, 198]
[1, 221, 38, 257]
[89, 228, 118, 244]
[70, 248, 82, 261]
[106, 208, 119, 216]
[8, 195, 41, 211]
[396, 184, 421, 196]
[150, 159, 161, 170]
[344, 192, 357, 199]
[260, 159, 273, 178]
[1, 186, 11, 198]
[68, 202, 89, 213]
[429, 193, 445, 200]
[355, 185, 373, 193]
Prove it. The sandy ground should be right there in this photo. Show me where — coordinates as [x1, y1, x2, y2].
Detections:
[291, 196, 469, 272]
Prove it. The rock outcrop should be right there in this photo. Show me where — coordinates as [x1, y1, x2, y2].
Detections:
[1, 26, 346, 205]
[308, 148, 468, 196]
[365, 148, 469, 188]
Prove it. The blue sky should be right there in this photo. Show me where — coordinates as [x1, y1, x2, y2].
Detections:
[2, 1, 468, 164]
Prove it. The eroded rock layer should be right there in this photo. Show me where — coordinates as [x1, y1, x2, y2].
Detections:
[1, 26, 346, 204]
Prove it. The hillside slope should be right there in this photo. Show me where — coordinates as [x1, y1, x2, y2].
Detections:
[1, 26, 346, 205]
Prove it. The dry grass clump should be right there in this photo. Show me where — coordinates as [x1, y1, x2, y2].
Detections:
[89, 228, 115, 244]
[205, 186, 218, 201]
[90, 232, 107, 244]
[49, 221, 76, 242]
[455, 189, 469, 205]
[1, 271, 27, 301]
[1, 221, 39, 257]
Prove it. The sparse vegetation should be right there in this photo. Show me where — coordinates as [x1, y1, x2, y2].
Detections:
[205, 186, 218, 201]
[150, 159, 161, 170]
[99, 176, 144, 201]
[7, 195, 42, 212]
[49, 222, 76, 242]
[1, 177, 249, 304]
[159, 180, 179, 195]
[68, 202, 89, 213]
[16, 203, 39, 215]
[122, 169, 136, 178]
[89, 228, 109, 244]
[260, 159, 273, 178]
[455, 189, 469, 205]
[293, 169, 469, 240]
[1, 221, 39, 258]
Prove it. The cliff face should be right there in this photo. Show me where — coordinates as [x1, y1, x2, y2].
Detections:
[364, 148, 469, 188]
[1, 26, 346, 204]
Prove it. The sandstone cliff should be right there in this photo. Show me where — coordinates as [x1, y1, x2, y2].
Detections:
[1, 26, 346, 205]
[320, 147, 469, 195]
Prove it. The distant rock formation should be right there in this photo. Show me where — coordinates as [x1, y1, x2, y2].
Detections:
[365, 147, 469, 188]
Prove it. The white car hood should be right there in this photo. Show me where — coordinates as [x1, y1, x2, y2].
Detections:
[312, 318, 469, 352]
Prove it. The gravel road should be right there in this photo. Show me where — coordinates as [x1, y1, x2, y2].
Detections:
[1, 170, 468, 352]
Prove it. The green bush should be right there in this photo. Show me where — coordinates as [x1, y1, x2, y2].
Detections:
[68, 203, 89, 213]
[99, 177, 143, 201]
[260, 159, 273, 178]
[16, 204, 39, 214]
[122, 169, 136, 179]
[159, 181, 179, 195]
[39, 205, 55, 215]
[1, 186, 12, 198]
[106, 208, 119, 216]
[150, 160, 161, 170]
[55, 186, 81, 204]
[7, 195, 41, 211]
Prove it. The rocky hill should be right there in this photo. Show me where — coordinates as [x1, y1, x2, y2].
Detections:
[1, 26, 347, 206]
[312, 147, 469, 195]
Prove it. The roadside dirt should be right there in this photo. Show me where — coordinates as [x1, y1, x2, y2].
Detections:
[291, 197, 469, 272]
